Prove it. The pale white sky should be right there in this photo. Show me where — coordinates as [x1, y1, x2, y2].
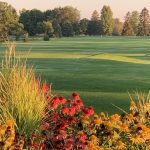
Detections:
[2, 0, 150, 21]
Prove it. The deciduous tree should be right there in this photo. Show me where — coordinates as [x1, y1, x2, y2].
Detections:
[122, 12, 134, 36]
[130, 11, 139, 35]
[79, 18, 89, 35]
[61, 22, 74, 37]
[0, 1, 18, 41]
[42, 21, 54, 37]
[138, 7, 150, 36]
[91, 10, 100, 21]
[112, 18, 123, 36]
[52, 19, 62, 37]
[101, 5, 114, 35]
[19, 9, 44, 36]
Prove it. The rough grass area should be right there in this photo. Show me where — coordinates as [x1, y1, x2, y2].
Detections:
[1, 36, 150, 114]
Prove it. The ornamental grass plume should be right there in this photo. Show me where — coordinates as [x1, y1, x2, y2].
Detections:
[0, 42, 46, 139]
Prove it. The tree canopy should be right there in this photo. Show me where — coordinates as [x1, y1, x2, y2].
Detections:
[0, 1, 18, 41]
[1, 1, 150, 41]
[101, 5, 114, 35]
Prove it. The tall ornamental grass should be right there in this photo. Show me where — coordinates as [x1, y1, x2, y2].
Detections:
[0, 42, 46, 138]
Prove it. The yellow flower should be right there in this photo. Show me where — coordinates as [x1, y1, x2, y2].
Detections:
[100, 112, 105, 118]
[130, 100, 137, 111]
[6, 137, 14, 143]
[81, 118, 89, 125]
[87, 141, 101, 150]
[109, 114, 120, 122]
[113, 131, 120, 141]
[0, 129, 6, 137]
[116, 141, 126, 150]
[87, 142, 95, 149]
[94, 114, 99, 119]
[119, 123, 129, 132]
[106, 122, 113, 129]
[77, 131, 84, 135]
[90, 135, 98, 144]
[1, 125, 7, 131]
[94, 118, 102, 125]
[6, 120, 13, 127]
[130, 134, 144, 144]
[127, 114, 134, 121]
[4, 141, 12, 149]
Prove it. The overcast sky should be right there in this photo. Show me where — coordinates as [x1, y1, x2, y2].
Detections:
[2, 0, 150, 21]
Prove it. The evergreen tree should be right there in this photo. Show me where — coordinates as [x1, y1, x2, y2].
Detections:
[138, 7, 150, 36]
[122, 12, 134, 36]
[101, 5, 114, 35]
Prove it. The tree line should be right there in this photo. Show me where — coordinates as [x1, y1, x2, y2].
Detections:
[0, 1, 150, 41]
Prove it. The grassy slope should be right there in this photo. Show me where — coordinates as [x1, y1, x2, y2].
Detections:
[1, 36, 150, 114]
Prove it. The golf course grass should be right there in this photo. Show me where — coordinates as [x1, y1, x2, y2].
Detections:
[1, 36, 150, 114]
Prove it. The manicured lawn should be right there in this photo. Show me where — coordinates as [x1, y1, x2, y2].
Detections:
[1, 36, 150, 114]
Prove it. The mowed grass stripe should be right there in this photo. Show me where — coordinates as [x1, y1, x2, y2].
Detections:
[1, 36, 150, 114]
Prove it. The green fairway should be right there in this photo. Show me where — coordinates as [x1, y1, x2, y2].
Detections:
[1, 36, 150, 114]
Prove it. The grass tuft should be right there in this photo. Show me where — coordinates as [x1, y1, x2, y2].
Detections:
[0, 42, 46, 138]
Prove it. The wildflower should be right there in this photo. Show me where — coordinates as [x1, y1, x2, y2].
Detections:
[62, 106, 69, 114]
[77, 131, 87, 142]
[67, 117, 76, 125]
[42, 85, 49, 92]
[113, 131, 120, 141]
[93, 118, 102, 126]
[51, 113, 60, 121]
[56, 130, 68, 139]
[81, 118, 90, 125]
[76, 99, 83, 110]
[109, 114, 120, 122]
[43, 122, 49, 129]
[130, 134, 144, 144]
[56, 120, 68, 130]
[100, 112, 106, 121]
[50, 96, 60, 109]
[72, 92, 80, 100]
[94, 114, 99, 119]
[4, 141, 12, 149]
[130, 100, 137, 111]
[126, 114, 135, 122]
[5, 120, 13, 127]
[119, 123, 129, 132]
[83, 106, 94, 117]
[67, 99, 74, 105]
[64, 138, 74, 150]
[77, 131, 84, 135]
[90, 135, 98, 144]
[59, 96, 66, 104]
[116, 141, 126, 150]
[68, 107, 76, 116]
